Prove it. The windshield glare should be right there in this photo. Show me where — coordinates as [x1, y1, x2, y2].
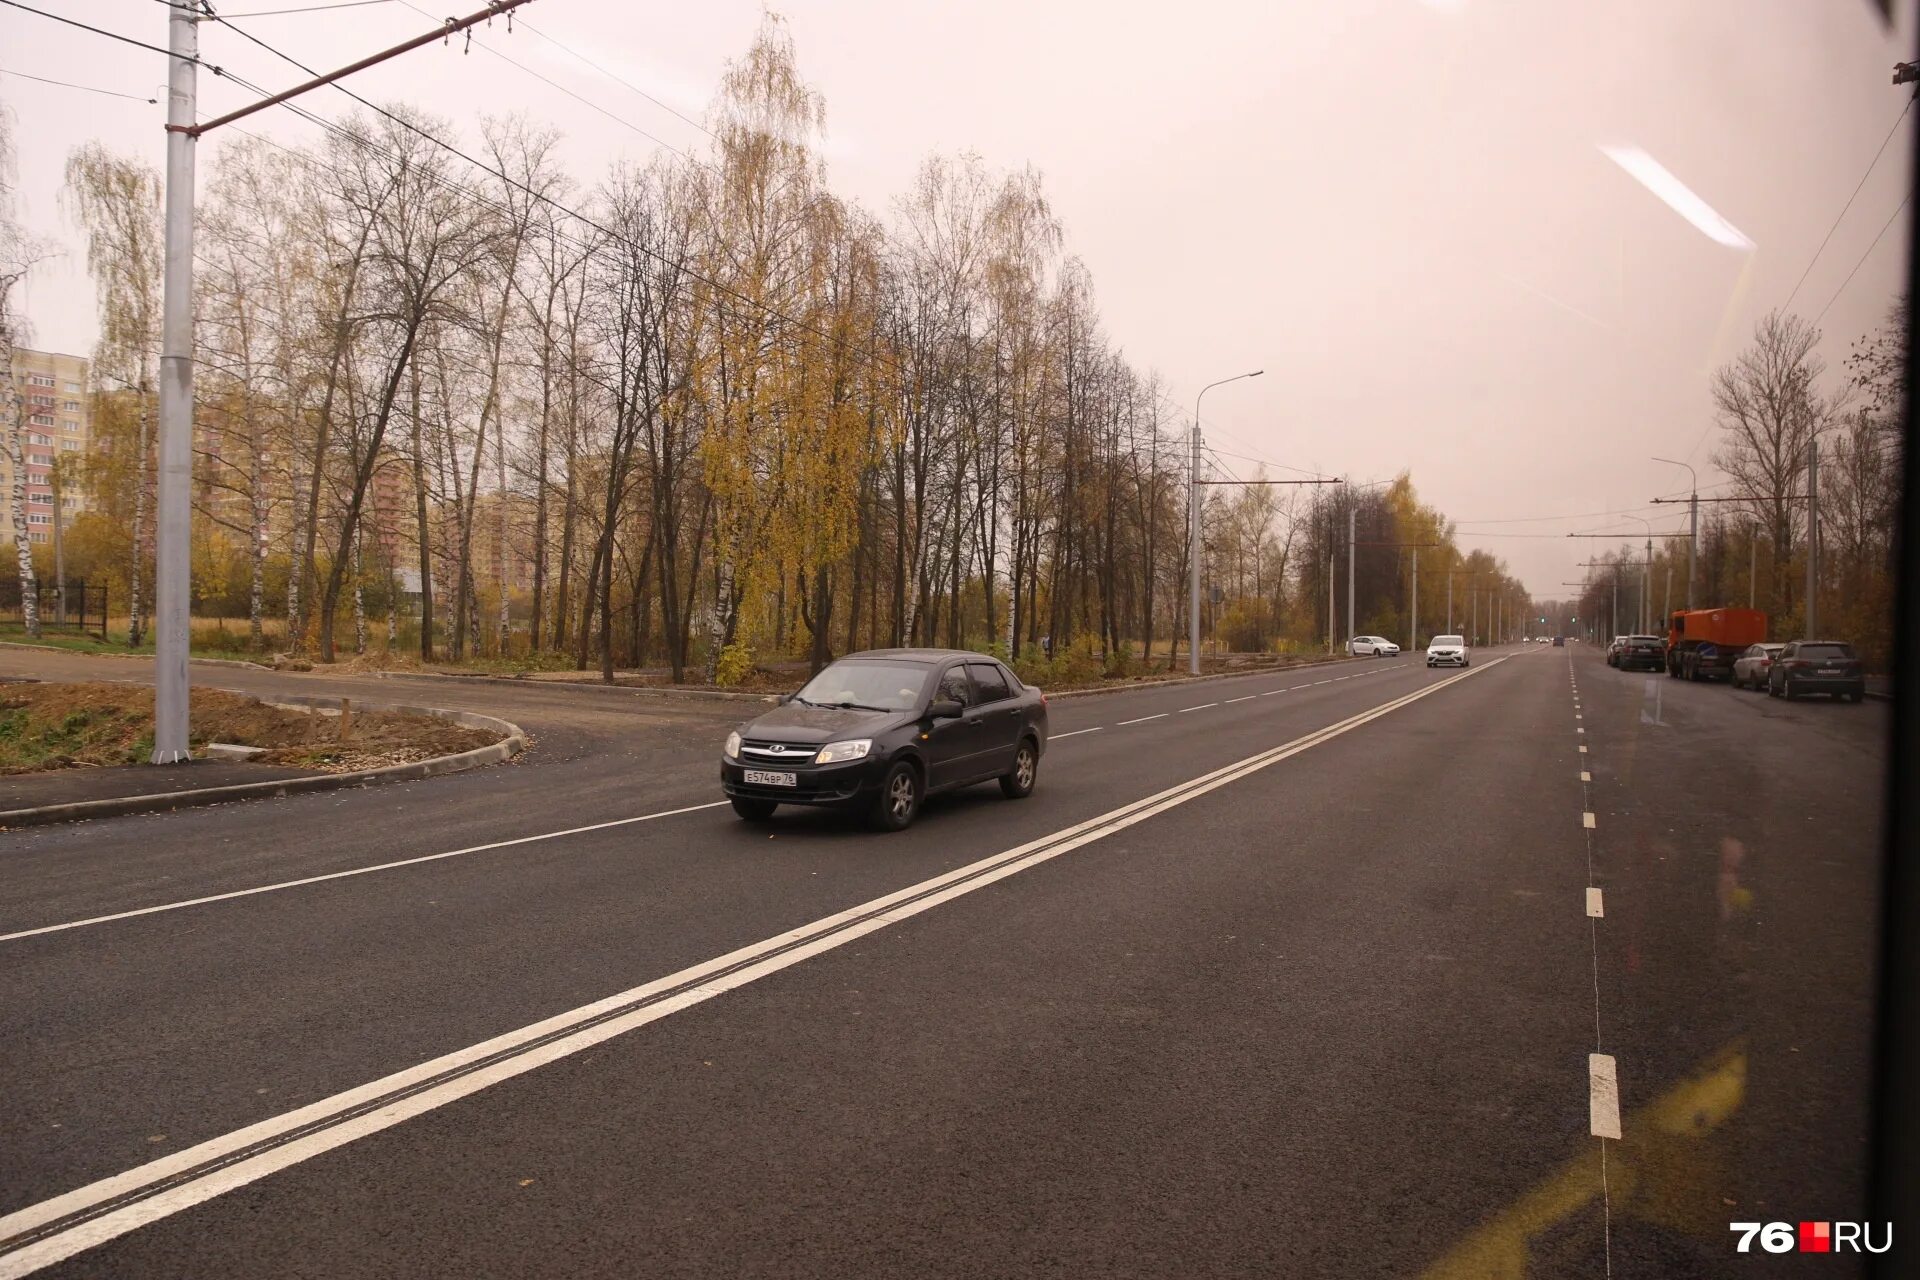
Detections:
[795, 661, 931, 711]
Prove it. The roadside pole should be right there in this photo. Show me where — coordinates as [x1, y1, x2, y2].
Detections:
[151, 2, 198, 764]
[1409, 547, 1418, 654]
[1806, 437, 1819, 639]
[1687, 487, 1698, 610]
[1345, 504, 1355, 652]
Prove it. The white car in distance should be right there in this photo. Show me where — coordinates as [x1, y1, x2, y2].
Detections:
[1347, 635, 1400, 657]
[1426, 635, 1469, 668]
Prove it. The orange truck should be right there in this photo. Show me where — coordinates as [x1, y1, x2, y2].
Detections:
[1665, 607, 1768, 681]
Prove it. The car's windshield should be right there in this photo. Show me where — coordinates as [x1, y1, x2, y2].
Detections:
[1432, 636, 1464, 647]
[1797, 643, 1855, 659]
[793, 661, 931, 711]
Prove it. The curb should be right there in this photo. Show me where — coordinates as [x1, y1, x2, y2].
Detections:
[0, 640, 273, 671]
[360, 668, 779, 703]
[0, 698, 525, 829]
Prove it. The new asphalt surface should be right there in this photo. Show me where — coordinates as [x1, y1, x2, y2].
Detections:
[0, 643, 1890, 1277]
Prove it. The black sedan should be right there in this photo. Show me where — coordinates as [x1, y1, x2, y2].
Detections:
[720, 649, 1049, 831]
[1767, 640, 1867, 702]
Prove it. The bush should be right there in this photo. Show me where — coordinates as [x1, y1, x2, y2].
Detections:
[714, 641, 755, 687]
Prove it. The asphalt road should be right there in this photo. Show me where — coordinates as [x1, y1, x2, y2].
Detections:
[0, 643, 1890, 1277]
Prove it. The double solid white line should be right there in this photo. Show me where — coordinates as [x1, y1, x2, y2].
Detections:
[0, 658, 1507, 1277]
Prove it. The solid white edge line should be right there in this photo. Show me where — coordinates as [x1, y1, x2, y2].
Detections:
[0, 801, 735, 945]
[1049, 727, 1103, 739]
[1586, 887, 1604, 918]
[0, 657, 1512, 1277]
[1117, 713, 1168, 726]
[1589, 1053, 1622, 1139]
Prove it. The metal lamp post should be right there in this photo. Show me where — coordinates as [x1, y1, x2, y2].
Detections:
[1190, 370, 1262, 674]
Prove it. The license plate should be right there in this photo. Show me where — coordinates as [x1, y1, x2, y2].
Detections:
[743, 769, 796, 787]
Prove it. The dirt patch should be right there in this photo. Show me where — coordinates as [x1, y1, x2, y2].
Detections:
[0, 683, 501, 775]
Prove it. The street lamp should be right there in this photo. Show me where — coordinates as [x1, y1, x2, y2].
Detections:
[1191, 370, 1262, 674]
[1652, 457, 1698, 610]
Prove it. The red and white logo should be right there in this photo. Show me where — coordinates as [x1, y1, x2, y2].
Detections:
[1800, 1222, 1831, 1254]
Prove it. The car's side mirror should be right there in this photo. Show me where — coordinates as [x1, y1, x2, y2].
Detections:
[928, 698, 964, 720]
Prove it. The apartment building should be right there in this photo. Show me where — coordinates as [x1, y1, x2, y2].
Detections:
[5, 348, 91, 546]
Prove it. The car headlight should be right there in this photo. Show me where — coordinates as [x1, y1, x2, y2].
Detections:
[814, 739, 872, 764]
[724, 730, 742, 759]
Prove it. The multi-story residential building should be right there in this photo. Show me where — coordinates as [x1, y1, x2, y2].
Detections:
[4, 349, 92, 547]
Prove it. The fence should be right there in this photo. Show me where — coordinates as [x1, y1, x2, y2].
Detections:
[0, 578, 108, 640]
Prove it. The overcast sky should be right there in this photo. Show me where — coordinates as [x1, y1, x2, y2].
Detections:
[3, 0, 1912, 596]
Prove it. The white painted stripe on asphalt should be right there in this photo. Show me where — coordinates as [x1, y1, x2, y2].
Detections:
[1579, 745, 1588, 754]
[1583, 812, 1597, 829]
[0, 657, 1513, 1277]
[1117, 713, 1167, 725]
[1049, 727, 1102, 740]
[1261, 689, 1286, 696]
[1177, 703, 1218, 713]
[1576, 728, 1585, 734]
[1314, 680, 1332, 685]
[1580, 770, 1591, 782]
[1589, 1054, 1622, 1139]
[1586, 887, 1604, 917]
[0, 801, 735, 946]
[1224, 695, 1256, 704]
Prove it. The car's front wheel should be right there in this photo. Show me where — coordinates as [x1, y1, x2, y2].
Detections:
[869, 760, 922, 831]
[730, 796, 778, 822]
[1000, 738, 1038, 799]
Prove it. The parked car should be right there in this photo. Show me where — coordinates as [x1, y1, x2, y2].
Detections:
[1731, 642, 1787, 690]
[720, 649, 1049, 831]
[1426, 634, 1469, 668]
[1766, 641, 1867, 703]
[1606, 635, 1628, 666]
[1615, 635, 1666, 672]
[1348, 635, 1400, 657]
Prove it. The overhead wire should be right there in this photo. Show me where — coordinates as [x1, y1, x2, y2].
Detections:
[1813, 183, 1913, 327]
[0, 66, 157, 102]
[1782, 92, 1915, 312]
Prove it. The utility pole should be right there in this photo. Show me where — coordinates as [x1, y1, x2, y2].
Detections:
[147, 0, 538, 761]
[151, 0, 199, 763]
[1806, 436, 1819, 639]
[1653, 457, 1698, 611]
[1410, 547, 1418, 653]
[1346, 504, 1356, 649]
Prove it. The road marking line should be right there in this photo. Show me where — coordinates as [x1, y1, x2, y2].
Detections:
[1589, 1054, 1622, 1139]
[1575, 714, 1583, 720]
[1582, 812, 1597, 829]
[1580, 770, 1591, 782]
[1576, 728, 1585, 734]
[1117, 713, 1167, 725]
[0, 658, 1512, 1277]
[1586, 887, 1604, 917]
[1579, 745, 1588, 754]
[0, 800, 735, 946]
[1262, 689, 1287, 696]
[1314, 680, 1332, 685]
[1177, 703, 1219, 713]
[1333, 676, 1350, 681]
[1223, 695, 1256, 704]
[1050, 727, 1103, 739]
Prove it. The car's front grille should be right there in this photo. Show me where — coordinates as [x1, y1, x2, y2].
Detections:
[739, 740, 821, 764]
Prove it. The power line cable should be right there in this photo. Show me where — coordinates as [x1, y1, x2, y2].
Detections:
[1783, 93, 1915, 312]
[1813, 183, 1913, 327]
[0, 66, 157, 101]
[0, 0, 226, 71]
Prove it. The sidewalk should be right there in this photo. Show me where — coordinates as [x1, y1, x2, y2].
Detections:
[0, 759, 324, 812]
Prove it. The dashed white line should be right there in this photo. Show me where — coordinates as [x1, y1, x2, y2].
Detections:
[1051, 727, 1103, 740]
[1586, 887, 1605, 918]
[1117, 713, 1167, 726]
[1314, 680, 1332, 685]
[1580, 770, 1592, 782]
[1177, 703, 1219, 713]
[1589, 1054, 1623, 1139]
[1224, 695, 1256, 704]
[1579, 745, 1588, 754]
[1583, 811, 1597, 829]
[1262, 689, 1287, 696]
